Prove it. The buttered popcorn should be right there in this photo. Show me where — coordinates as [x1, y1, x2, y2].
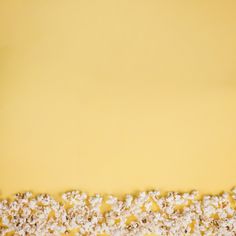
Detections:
[1, 189, 236, 235]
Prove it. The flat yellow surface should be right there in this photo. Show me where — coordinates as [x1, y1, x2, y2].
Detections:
[0, 0, 236, 197]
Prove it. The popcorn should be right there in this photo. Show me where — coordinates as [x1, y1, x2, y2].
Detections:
[1, 190, 236, 235]
[124, 195, 133, 208]
[144, 201, 152, 212]
[106, 196, 118, 205]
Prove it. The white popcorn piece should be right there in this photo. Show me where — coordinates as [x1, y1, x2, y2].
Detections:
[106, 196, 118, 205]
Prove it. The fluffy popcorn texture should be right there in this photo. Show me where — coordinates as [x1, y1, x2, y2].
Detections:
[1, 189, 236, 235]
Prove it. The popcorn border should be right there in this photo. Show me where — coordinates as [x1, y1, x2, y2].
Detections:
[1, 189, 236, 235]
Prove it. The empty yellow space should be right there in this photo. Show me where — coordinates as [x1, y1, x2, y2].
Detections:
[0, 0, 236, 197]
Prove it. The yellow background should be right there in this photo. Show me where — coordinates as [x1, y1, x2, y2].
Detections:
[0, 0, 236, 197]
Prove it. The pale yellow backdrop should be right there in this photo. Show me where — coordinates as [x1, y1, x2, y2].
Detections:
[0, 0, 236, 197]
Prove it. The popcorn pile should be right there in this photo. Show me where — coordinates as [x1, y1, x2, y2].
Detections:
[1, 189, 236, 235]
